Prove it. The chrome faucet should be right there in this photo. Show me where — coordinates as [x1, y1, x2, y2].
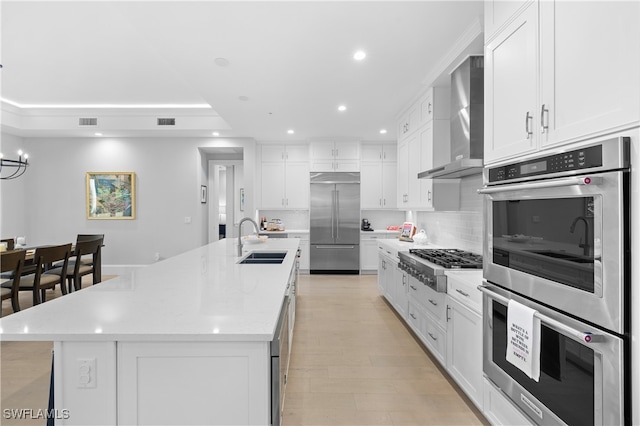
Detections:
[569, 216, 591, 256]
[237, 217, 260, 256]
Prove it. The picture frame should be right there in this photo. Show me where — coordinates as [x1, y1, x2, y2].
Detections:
[240, 188, 245, 211]
[86, 172, 136, 219]
[201, 185, 208, 204]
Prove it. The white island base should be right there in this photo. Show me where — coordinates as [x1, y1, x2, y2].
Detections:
[1, 238, 300, 425]
[55, 340, 269, 425]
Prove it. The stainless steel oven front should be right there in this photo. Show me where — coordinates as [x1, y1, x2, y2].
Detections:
[480, 283, 626, 426]
[478, 137, 630, 334]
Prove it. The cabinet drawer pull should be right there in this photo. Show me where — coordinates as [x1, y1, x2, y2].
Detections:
[410, 313, 417, 320]
[428, 332, 437, 341]
[428, 299, 437, 306]
[410, 285, 417, 291]
[455, 289, 470, 298]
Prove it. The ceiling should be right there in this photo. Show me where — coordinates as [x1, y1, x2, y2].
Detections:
[1, 1, 484, 141]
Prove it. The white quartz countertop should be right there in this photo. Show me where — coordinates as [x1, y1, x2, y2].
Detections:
[0, 239, 300, 342]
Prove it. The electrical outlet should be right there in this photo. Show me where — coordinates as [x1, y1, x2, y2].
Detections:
[77, 358, 96, 388]
[154, 253, 161, 261]
[184, 216, 192, 224]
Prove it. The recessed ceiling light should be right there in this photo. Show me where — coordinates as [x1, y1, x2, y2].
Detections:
[287, 129, 295, 134]
[379, 129, 387, 134]
[94, 132, 103, 136]
[338, 105, 347, 112]
[212, 132, 220, 136]
[214, 57, 230, 67]
[353, 50, 366, 61]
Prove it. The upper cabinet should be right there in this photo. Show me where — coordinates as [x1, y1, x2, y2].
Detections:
[310, 141, 360, 172]
[484, 0, 532, 41]
[485, 0, 640, 164]
[260, 144, 309, 209]
[361, 143, 397, 210]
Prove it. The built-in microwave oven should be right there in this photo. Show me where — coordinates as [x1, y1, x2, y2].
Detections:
[478, 137, 630, 335]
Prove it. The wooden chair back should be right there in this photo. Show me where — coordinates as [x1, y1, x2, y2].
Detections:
[1, 238, 15, 251]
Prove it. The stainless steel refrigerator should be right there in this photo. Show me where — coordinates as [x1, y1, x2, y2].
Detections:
[310, 172, 360, 274]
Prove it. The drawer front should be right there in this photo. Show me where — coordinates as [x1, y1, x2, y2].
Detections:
[446, 273, 482, 314]
[422, 286, 447, 327]
[424, 321, 446, 366]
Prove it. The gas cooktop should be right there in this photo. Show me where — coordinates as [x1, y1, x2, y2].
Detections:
[408, 248, 483, 269]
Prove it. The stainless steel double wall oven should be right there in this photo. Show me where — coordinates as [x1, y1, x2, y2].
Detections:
[479, 137, 631, 425]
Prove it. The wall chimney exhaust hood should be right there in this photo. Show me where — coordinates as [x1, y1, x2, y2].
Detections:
[419, 56, 484, 179]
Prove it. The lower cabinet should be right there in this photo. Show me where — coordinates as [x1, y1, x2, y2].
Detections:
[446, 297, 483, 408]
[288, 232, 310, 273]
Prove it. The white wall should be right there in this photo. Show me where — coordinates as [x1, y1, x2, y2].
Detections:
[0, 134, 256, 269]
[0, 133, 29, 238]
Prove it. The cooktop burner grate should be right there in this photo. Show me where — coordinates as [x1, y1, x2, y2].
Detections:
[408, 249, 483, 269]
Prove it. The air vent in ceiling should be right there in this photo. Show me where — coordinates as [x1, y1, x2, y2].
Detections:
[79, 117, 98, 126]
[157, 118, 176, 126]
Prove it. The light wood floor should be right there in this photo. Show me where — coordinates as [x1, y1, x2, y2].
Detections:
[1, 274, 487, 425]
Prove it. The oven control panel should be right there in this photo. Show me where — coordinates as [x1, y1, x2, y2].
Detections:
[488, 145, 603, 182]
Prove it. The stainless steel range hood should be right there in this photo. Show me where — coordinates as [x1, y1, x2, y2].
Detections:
[418, 56, 484, 179]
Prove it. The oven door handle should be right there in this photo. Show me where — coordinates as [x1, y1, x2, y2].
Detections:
[478, 284, 603, 344]
[477, 176, 603, 194]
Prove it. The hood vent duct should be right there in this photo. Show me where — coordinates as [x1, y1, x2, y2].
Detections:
[157, 118, 176, 126]
[419, 55, 484, 179]
[78, 117, 98, 126]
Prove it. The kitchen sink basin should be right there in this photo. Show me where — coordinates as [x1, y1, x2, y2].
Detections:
[527, 250, 592, 264]
[238, 251, 287, 264]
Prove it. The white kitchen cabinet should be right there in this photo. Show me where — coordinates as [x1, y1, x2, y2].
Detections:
[310, 141, 360, 172]
[397, 104, 419, 142]
[418, 87, 451, 127]
[447, 298, 483, 409]
[260, 145, 309, 209]
[397, 132, 422, 207]
[484, 3, 538, 164]
[361, 235, 383, 272]
[538, 1, 640, 150]
[484, 0, 532, 42]
[418, 120, 460, 211]
[393, 265, 408, 320]
[361, 143, 397, 162]
[377, 249, 395, 304]
[485, 0, 640, 164]
[288, 232, 310, 272]
[446, 272, 483, 410]
[361, 145, 397, 209]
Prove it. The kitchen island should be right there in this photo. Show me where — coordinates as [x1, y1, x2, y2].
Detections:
[0, 238, 300, 425]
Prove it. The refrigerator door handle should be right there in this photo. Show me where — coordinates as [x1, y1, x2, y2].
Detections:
[335, 190, 340, 240]
[331, 189, 336, 239]
[314, 245, 356, 249]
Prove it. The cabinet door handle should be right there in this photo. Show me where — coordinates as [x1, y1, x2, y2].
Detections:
[410, 285, 417, 291]
[428, 299, 438, 306]
[428, 102, 432, 115]
[446, 305, 451, 322]
[410, 313, 417, 320]
[428, 190, 432, 202]
[525, 111, 533, 139]
[541, 104, 549, 133]
[455, 289, 470, 298]
[428, 332, 437, 341]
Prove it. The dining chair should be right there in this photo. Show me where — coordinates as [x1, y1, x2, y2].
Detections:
[1, 249, 26, 313]
[16, 243, 72, 306]
[46, 238, 103, 292]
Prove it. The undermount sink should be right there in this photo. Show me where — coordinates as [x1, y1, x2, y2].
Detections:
[527, 250, 592, 264]
[238, 251, 287, 264]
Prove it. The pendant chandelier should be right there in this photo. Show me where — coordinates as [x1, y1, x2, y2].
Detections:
[0, 150, 29, 180]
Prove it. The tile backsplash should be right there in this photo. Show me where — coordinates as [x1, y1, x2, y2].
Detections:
[415, 174, 484, 254]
